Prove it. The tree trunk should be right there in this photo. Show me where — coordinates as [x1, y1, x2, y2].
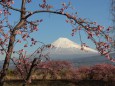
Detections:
[0, 32, 16, 86]
[22, 58, 38, 86]
[0, 20, 25, 86]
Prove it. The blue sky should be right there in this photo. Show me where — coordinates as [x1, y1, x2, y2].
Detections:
[0, 0, 112, 57]
[28, 0, 111, 49]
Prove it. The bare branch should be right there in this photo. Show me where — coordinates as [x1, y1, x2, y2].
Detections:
[20, 0, 26, 19]
[0, 2, 21, 12]
[10, 58, 25, 80]
[25, 10, 115, 61]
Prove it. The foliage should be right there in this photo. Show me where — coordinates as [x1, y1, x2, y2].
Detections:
[90, 64, 115, 81]
[36, 60, 74, 79]
[4, 62, 115, 82]
[12, 44, 52, 79]
[75, 63, 115, 81]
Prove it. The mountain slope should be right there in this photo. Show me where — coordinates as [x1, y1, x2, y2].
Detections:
[52, 37, 97, 53]
[71, 53, 115, 66]
[46, 37, 98, 60]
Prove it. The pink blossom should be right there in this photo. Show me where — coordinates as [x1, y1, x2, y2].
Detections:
[24, 44, 28, 47]
[0, 10, 2, 14]
[15, 30, 22, 34]
[11, 1, 14, 4]
[17, 39, 21, 43]
[19, 49, 25, 53]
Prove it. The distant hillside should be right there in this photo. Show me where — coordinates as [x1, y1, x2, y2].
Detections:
[70, 53, 115, 67]
[0, 38, 114, 69]
[46, 37, 98, 60]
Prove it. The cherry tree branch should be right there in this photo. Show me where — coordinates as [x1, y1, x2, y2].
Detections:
[25, 10, 115, 61]
[10, 58, 25, 80]
[20, 0, 26, 19]
[0, 2, 21, 12]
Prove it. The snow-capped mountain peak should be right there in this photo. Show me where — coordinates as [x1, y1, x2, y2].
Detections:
[52, 37, 97, 53]
[52, 37, 80, 48]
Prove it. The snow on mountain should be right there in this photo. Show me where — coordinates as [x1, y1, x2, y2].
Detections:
[51, 37, 97, 53]
[43, 37, 99, 60]
[52, 38, 80, 48]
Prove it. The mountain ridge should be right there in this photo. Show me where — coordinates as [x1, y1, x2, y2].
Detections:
[43, 37, 99, 60]
[51, 37, 97, 53]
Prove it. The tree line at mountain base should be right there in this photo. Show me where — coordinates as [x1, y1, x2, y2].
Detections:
[3, 79, 115, 86]
[1, 60, 115, 86]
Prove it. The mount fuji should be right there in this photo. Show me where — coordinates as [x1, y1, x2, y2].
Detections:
[45, 37, 98, 60]
[0, 38, 114, 69]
